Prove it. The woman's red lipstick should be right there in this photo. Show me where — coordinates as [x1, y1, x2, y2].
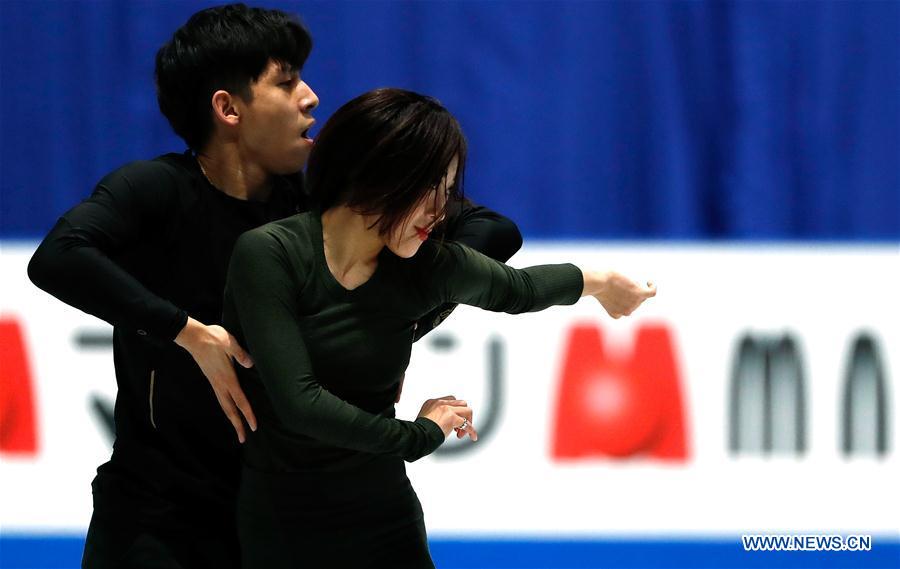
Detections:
[415, 227, 430, 241]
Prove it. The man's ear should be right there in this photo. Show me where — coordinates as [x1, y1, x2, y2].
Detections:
[211, 90, 240, 127]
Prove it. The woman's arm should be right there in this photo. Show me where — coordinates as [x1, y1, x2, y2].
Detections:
[413, 198, 523, 341]
[225, 229, 449, 461]
[427, 242, 655, 317]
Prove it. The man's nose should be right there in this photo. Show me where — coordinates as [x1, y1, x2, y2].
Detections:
[300, 83, 319, 113]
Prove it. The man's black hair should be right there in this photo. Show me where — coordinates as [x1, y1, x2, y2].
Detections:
[155, 3, 312, 151]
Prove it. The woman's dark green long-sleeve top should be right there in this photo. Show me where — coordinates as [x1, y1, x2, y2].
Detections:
[222, 211, 583, 472]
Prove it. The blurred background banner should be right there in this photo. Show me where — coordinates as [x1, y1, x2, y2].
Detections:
[2, 243, 899, 568]
[1, 1, 899, 569]
[1, 0, 898, 241]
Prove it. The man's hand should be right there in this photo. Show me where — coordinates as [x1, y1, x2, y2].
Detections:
[582, 270, 657, 319]
[395, 373, 405, 403]
[174, 317, 257, 442]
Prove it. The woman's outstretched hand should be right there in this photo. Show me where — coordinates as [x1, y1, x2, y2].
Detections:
[582, 270, 657, 319]
[417, 395, 478, 441]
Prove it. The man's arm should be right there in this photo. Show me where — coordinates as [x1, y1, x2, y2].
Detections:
[438, 198, 523, 262]
[27, 161, 188, 340]
[413, 198, 523, 341]
[27, 160, 256, 441]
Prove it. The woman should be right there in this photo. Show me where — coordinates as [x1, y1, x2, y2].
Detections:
[223, 88, 655, 568]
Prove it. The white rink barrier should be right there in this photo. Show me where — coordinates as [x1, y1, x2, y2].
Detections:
[2, 241, 898, 537]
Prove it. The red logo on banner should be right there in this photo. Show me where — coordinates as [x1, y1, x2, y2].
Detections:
[0, 317, 39, 455]
[552, 323, 688, 461]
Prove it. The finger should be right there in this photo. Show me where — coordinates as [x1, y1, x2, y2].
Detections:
[450, 407, 472, 431]
[217, 365, 257, 431]
[395, 378, 405, 404]
[395, 373, 406, 404]
[437, 395, 457, 401]
[228, 336, 254, 368]
[231, 385, 257, 432]
[455, 420, 479, 442]
[215, 390, 246, 443]
[442, 399, 468, 407]
[452, 411, 474, 439]
[645, 281, 657, 297]
[451, 406, 473, 423]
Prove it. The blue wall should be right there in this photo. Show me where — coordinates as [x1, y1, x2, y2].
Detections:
[1, 0, 898, 240]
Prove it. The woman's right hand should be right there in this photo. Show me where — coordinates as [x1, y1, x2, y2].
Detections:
[417, 395, 478, 442]
[581, 270, 657, 319]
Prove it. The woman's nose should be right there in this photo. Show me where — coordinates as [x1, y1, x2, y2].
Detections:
[428, 206, 446, 225]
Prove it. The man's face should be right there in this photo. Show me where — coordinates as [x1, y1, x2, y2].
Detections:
[236, 60, 319, 175]
[384, 157, 459, 259]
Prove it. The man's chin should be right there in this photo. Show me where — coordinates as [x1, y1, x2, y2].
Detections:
[272, 157, 308, 176]
[274, 145, 313, 174]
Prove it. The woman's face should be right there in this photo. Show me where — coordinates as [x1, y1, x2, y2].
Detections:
[384, 157, 458, 258]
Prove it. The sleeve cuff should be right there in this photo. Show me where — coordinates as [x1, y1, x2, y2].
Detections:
[414, 417, 446, 455]
[160, 308, 189, 342]
[528, 263, 584, 306]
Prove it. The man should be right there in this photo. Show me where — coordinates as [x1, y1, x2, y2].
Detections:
[27, 4, 521, 568]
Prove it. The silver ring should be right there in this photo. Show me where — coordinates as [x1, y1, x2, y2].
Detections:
[458, 418, 469, 431]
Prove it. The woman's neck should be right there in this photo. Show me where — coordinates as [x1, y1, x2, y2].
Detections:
[321, 206, 384, 288]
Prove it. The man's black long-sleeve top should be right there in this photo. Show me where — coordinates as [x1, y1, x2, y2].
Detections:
[27, 150, 522, 532]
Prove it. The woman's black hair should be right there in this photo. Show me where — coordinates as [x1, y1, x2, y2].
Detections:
[155, 3, 312, 151]
[306, 88, 467, 237]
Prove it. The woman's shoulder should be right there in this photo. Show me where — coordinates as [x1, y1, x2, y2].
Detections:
[246, 212, 316, 245]
[235, 212, 319, 263]
[231, 213, 319, 289]
[411, 239, 471, 266]
[395, 239, 473, 284]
